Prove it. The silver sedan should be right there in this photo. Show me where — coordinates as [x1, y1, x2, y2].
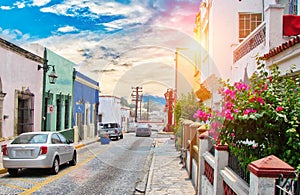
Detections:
[2, 132, 77, 176]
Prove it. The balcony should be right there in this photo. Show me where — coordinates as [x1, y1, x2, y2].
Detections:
[233, 22, 266, 63]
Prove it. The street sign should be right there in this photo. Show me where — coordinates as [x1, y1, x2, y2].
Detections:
[47, 105, 54, 113]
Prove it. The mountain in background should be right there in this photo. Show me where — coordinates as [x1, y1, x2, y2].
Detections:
[120, 95, 166, 108]
[142, 95, 166, 105]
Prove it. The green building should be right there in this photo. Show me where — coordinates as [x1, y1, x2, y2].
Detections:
[41, 48, 74, 133]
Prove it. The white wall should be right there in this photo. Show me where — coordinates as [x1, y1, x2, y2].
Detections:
[98, 96, 121, 125]
[0, 46, 43, 137]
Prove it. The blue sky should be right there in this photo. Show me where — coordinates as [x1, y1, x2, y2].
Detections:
[0, 0, 201, 97]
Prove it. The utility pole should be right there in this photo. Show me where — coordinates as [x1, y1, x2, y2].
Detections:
[139, 94, 143, 120]
[147, 96, 150, 121]
[131, 86, 142, 122]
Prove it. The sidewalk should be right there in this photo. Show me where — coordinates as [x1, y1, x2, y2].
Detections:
[146, 135, 196, 195]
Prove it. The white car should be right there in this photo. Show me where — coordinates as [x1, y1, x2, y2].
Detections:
[2, 132, 77, 176]
[136, 124, 151, 137]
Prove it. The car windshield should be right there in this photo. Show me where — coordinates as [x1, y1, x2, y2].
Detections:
[137, 124, 149, 129]
[11, 134, 48, 144]
[103, 123, 119, 128]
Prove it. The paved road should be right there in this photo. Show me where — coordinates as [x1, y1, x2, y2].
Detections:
[0, 133, 154, 195]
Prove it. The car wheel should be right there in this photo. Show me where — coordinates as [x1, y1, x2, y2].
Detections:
[8, 168, 20, 176]
[120, 134, 123, 139]
[69, 151, 77, 166]
[50, 157, 60, 175]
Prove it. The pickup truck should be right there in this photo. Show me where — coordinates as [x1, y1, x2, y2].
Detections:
[98, 123, 123, 140]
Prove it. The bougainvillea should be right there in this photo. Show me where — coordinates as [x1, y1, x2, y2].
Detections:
[195, 60, 300, 170]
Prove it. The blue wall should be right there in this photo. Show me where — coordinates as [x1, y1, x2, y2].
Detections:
[73, 71, 99, 126]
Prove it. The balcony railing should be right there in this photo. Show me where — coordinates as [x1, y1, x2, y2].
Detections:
[233, 22, 266, 63]
[228, 150, 250, 184]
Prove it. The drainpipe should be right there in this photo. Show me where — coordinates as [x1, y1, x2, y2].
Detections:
[41, 48, 47, 131]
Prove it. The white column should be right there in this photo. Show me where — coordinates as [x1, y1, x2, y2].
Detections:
[198, 131, 209, 195]
[248, 155, 295, 195]
[213, 145, 229, 195]
[265, 4, 286, 50]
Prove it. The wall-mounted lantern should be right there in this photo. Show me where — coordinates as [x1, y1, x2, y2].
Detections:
[37, 64, 58, 84]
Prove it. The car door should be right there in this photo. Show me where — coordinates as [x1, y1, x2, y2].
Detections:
[51, 133, 68, 164]
[57, 133, 73, 161]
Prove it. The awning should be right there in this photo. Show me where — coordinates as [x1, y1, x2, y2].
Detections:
[283, 15, 300, 36]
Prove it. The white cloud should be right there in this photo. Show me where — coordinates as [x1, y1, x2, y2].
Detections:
[0, 6, 13, 10]
[32, 0, 51, 7]
[0, 28, 30, 43]
[57, 25, 78, 33]
[14, 1, 25, 8]
[0, 0, 51, 10]
[40, 0, 154, 31]
[29, 22, 199, 98]
[102, 23, 123, 32]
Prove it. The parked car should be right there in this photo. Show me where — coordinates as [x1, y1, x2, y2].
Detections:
[2, 132, 77, 176]
[98, 122, 123, 140]
[136, 124, 151, 137]
[127, 122, 137, 133]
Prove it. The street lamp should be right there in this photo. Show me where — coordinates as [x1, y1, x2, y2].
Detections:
[37, 63, 58, 84]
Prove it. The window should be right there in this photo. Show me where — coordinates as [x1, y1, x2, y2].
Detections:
[239, 13, 262, 42]
[51, 133, 62, 144]
[65, 98, 69, 129]
[12, 134, 48, 144]
[98, 114, 102, 123]
[85, 108, 89, 125]
[289, 0, 298, 14]
[57, 133, 67, 144]
[56, 98, 61, 131]
[43, 97, 48, 131]
[17, 91, 34, 134]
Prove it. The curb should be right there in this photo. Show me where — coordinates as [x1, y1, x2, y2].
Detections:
[0, 168, 7, 174]
[145, 140, 157, 194]
[135, 140, 155, 194]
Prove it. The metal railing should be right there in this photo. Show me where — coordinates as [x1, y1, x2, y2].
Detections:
[275, 172, 300, 195]
[228, 150, 250, 184]
[59, 128, 74, 142]
[207, 136, 215, 156]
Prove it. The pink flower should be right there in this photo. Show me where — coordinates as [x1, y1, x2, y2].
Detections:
[224, 109, 234, 120]
[262, 84, 268, 91]
[253, 145, 258, 149]
[225, 102, 234, 109]
[211, 121, 221, 130]
[243, 108, 257, 115]
[249, 97, 255, 102]
[234, 82, 249, 91]
[231, 133, 235, 137]
[249, 96, 264, 104]
[193, 109, 211, 122]
[276, 106, 284, 112]
[224, 88, 236, 100]
[256, 97, 264, 104]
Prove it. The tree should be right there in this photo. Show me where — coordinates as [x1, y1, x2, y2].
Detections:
[175, 91, 201, 121]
